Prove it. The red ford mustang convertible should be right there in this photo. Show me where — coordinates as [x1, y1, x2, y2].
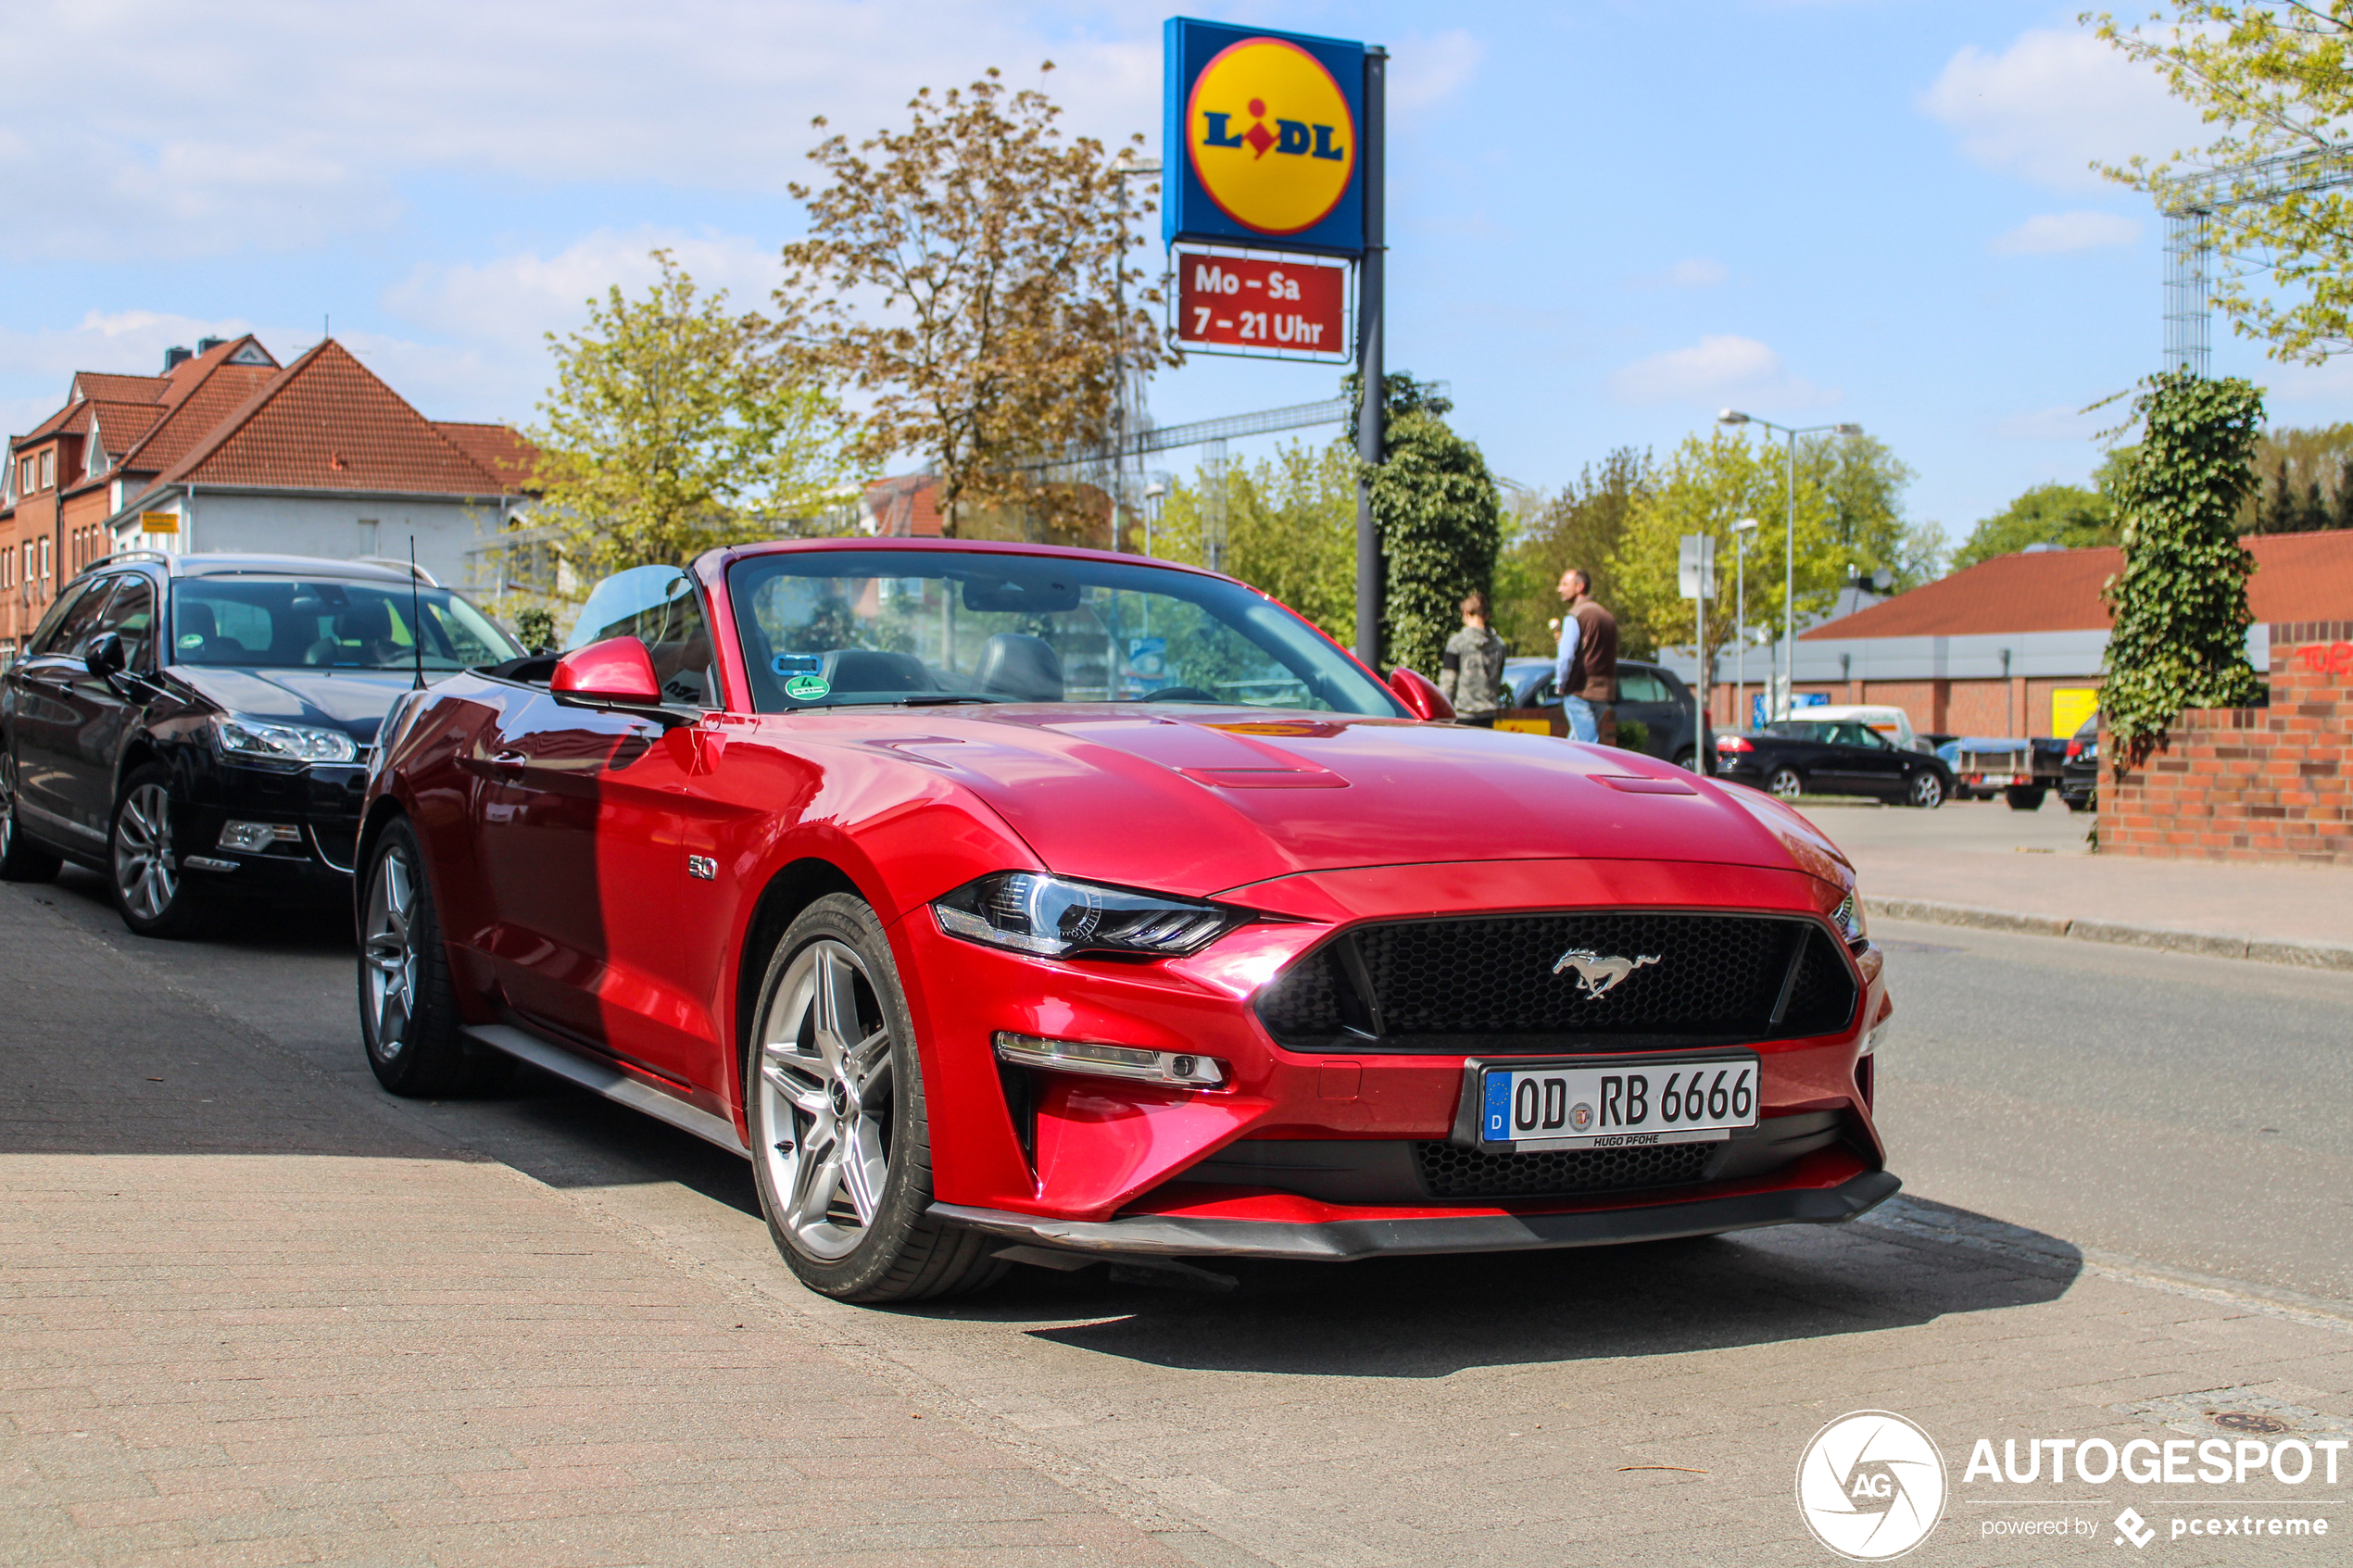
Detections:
[357, 539, 1896, 1301]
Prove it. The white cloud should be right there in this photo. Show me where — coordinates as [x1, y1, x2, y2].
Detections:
[1608, 334, 1835, 407]
[386, 230, 778, 346]
[1391, 30, 1484, 112]
[1990, 210, 2143, 255]
[1920, 28, 2202, 193]
[0, 1, 1164, 262]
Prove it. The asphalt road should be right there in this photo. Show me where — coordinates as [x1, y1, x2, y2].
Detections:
[19, 862, 2352, 1309]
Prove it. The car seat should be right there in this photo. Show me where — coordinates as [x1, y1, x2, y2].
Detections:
[974, 633, 1063, 702]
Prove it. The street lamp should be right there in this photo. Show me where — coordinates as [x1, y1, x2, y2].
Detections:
[1731, 517, 1760, 729]
[1717, 410, 1865, 720]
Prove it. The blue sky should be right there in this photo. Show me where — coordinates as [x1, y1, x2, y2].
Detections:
[3, 0, 2342, 551]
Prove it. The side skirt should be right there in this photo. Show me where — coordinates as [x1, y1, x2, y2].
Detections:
[463, 1023, 749, 1158]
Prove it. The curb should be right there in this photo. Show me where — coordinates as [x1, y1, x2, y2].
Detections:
[1870, 897, 2353, 972]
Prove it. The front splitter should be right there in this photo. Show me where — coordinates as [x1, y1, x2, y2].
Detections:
[931, 1169, 1900, 1263]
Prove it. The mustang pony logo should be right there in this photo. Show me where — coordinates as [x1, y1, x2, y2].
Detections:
[1552, 948, 1661, 999]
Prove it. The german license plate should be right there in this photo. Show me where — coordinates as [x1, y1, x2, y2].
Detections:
[1477, 1057, 1758, 1151]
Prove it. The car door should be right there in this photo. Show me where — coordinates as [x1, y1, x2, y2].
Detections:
[51, 575, 159, 832]
[478, 568, 736, 1095]
[9, 577, 120, 843]
[1613, 668, 1679, 760]
[1830, 721, 1906, 797]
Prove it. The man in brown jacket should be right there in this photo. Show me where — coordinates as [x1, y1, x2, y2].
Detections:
[1552, 569, 1618, 743]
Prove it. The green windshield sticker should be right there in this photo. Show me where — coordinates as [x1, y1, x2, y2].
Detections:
[783, 672, 831, 701]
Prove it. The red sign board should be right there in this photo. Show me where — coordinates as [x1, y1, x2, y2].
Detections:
[1174, 247, 1352, 362]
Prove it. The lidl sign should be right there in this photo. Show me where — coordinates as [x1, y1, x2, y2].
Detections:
[1164, 18, 1365, 256]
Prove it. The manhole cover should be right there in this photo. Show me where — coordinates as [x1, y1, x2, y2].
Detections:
[2209, 1411, 2294, 1436]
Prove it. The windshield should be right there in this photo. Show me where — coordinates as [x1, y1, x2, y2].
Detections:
[726, 549, 1402, 717]
[170, 576, 522, 671]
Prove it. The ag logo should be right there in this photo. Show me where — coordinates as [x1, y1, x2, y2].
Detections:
[1794, 1411, 1946, 1561]
[1185, 37, 1354, 235]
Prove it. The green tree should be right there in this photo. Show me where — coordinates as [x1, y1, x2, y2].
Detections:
[1952, 483, 2120, 569]
[2089, 5, 2353, 362]
[530, 250, 851, 578]
[774, 65, 1172, 537]
[2102, 370, 2268, 759]
[1151, 439, 1360, 646]
[2244, 422, 2353, 531]
[1365, 377, 1503, 677]
[1612, 429, 1919, 681]
[1493, 448, 1652, 659]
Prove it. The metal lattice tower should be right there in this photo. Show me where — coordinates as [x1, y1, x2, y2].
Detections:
[2162, 144, 2353, 376]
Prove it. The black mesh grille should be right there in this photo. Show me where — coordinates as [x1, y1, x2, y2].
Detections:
[1414, 1139, 1713, 1198]
[1254, 913, 1857, 1053]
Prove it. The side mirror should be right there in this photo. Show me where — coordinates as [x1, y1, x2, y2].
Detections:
[84, 632, 126, 679]
[552, 636, 685, 725]
[1388, 666, 1455, 723]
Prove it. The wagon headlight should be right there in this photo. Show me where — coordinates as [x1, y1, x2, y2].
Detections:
[1831, 889, 1868, 948]
[933, 872, 1248, 959]
[209, 713, 359, 767]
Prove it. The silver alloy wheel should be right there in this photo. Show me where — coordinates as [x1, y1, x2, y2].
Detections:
[362, 847, 419, 1058]
[1768, 768, 1803, 800]
[756, 937, 895, 1262]
[113, 782, 178, 922]
[1911, 771, 1943, 809]
[0, 754, 15, 861]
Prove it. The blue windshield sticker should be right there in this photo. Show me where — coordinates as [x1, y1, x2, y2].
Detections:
[771, 653, 822, 674]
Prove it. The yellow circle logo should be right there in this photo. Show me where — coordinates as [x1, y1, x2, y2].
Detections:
[1186, 38, 1355, 237]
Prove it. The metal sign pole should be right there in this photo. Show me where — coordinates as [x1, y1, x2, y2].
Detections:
[1353, 46, 1386, 670]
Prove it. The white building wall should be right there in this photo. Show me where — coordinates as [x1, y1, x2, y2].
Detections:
[109, 489, 510, 591]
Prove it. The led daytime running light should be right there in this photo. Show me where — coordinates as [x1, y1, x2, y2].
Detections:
[992, 1032, 1227, 1087]
[933, 872, 1244, 959]
[1831, 891, 1867, 947]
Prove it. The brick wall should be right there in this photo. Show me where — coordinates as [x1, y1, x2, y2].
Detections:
[2098, 622, 2353, 866]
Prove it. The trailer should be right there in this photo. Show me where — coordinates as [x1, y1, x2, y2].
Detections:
[1950, 736, 2068, 809]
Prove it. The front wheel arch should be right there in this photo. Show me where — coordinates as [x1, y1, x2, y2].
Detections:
[734, 857, 866, 1110]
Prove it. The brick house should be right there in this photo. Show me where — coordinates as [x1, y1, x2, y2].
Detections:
[1702, 532, 2353, 739]
[0, 334, 537, 661]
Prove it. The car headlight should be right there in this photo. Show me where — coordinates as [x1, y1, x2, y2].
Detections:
[933, 872, 1249, 959]
[1831, 890, 1868, 948]
[209, 713, 359, 767]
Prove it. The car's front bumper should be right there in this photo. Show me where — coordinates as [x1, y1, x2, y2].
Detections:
[934, 1160, 1900, 1261]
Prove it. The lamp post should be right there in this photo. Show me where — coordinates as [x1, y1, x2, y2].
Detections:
[1731, 517, 1759, 728]
[1716, 411, 1864, 719]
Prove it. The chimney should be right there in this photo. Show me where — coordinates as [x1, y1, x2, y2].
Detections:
[163, 345, 193, 371]
[195, 335, 223, 355]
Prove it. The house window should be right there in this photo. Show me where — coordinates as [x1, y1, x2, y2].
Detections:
[38, 450, 53, 490]
[39, 537, 51, 579]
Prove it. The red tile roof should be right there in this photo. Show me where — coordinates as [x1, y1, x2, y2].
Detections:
[151, 340, 513, 497]
[82, 401, 161, 459]
[1805, 532, 2353, 639]
[434, 420, 541, 491]
[865, 474, 944, 537]
[72, 371, 167, 405]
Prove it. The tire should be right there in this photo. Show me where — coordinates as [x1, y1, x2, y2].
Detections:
[109, 765, 208, 938]
[1767, 767, 1804, 800]
[2005, 786, 2047, 811]
[1908, 771, 1944, 809]
[358, 816, 512, 1096]
[0, 748, 62, 884]
[2065, 794, 2093, 813]
[1671, 746, 1697, 773]
[745, 892, 1006, 1303]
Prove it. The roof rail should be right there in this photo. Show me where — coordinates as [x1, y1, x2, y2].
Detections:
[352, 556, 442, 587]
[102, 548, 172, 569]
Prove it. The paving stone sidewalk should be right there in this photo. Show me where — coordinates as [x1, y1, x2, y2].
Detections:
[0, 890, 1193, 1567]
[5, 881, 2352, 1565]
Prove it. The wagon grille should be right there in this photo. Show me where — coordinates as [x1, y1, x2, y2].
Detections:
[1254, 912, 1857, 1053]
[1414, 1139, 1714, 1198]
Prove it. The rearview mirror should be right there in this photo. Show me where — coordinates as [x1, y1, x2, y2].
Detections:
[552, 636, 686, 725]
[1387, 666, 1454, 723]
[83, 632, 126, 679]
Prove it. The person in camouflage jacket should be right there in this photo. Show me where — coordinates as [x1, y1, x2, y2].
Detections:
[1439, 591, 1507, 727]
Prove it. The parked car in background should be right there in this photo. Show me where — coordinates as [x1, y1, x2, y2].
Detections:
[2059, 711, 2100, 813]
[1502, 657, 1703, 768]
[358, 541, 1897, 1304]
[0, 551, 522, 936]
[1793, 703, 1933, 754]
[1715, 718, 1956, 808]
